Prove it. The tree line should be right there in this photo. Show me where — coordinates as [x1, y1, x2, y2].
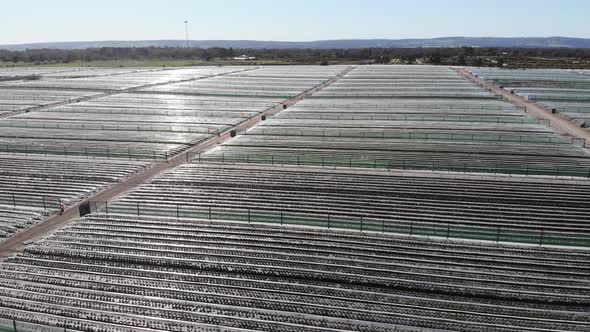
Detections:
[1, 46, 589, 67]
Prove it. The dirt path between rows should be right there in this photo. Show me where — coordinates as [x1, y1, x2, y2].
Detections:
[0, 65, 354, 257]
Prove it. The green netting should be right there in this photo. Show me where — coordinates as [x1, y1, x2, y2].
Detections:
[0, 144, 168, 161]
[251, 129, 571, 144]
[530, 95, 590, 102]
[311, 95, 500, 100]
[197, 154, 590, 178]
[97, 203, 590, 248]
[280, 115, 539, 124]
[0, 121, 219, 134]
[0, 319, 67, 332]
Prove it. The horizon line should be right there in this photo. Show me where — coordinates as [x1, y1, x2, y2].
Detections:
[2, 36, 590, 46]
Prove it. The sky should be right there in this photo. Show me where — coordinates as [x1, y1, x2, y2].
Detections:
[0, 0, 589, 44]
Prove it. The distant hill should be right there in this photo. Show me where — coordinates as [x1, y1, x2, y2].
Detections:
[2, 37, 590, 50]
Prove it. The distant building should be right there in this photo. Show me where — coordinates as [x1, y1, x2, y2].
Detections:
[233, 55, 257, 61]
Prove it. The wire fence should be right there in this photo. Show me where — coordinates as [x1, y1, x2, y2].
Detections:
[278, 114, 544, 124]
[0, 318, 73, 332]
[0, 144, 170, 161]
[311, 94, 499, 100]
[194, 153, 590, 178]
[248, 129, 579, 145]
[90, 202, 590, 248]
[0, 121, 224, 135]
[0, 194, 61, 214]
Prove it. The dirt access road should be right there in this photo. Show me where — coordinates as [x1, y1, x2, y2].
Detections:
[456, 67, 590, 145]
[0, 66, 354, 258]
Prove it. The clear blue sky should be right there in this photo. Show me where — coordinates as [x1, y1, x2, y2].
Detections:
[1, 0, 588, 44]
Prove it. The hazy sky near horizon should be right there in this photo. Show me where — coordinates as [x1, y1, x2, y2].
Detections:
[1, 0, 588, 44]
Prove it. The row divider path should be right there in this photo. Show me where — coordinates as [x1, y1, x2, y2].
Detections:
[0, 66, 258, 119]
[455, 67, 590, 150]
[0, 65, 355, 258]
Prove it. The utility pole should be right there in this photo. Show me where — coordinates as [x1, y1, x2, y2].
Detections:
[184, 20, 189, 48]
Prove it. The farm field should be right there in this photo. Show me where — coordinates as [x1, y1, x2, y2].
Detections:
[0, 209, 42, 243]
[201, 65, 590, 176]
[1, 93, 282, 160]
[103, 164, 590, 246]
[0, 88, 102, 116]
[470, 67, 590, 130]
[143, 65, 348, 98]
[0, 66, 347, 160]
[0, 154, 147, 241]
[0, 67, 163, 80]
[0, 215, 588, 332]
[0, 67, 247, 91]
[0, 64, 589, 332]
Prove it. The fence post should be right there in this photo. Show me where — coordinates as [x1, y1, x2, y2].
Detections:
[105, 201, 109, 215]
[410, 222, 413, 236]
[539, 230, 544, 246]
[360, 216, 363, 232]
[446, 223, 450, 239]
[280, 210, 283, 225]
[176, 204, 179, 219]
[208, 206, 211, 220]
[12, 193, 16, 208]
[248, 208, 251, 223]
[42, 196, 46, 210]
[327, 214, 330, 229]
[13, 319, 17, 332]
[496, 227, 500, 243]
